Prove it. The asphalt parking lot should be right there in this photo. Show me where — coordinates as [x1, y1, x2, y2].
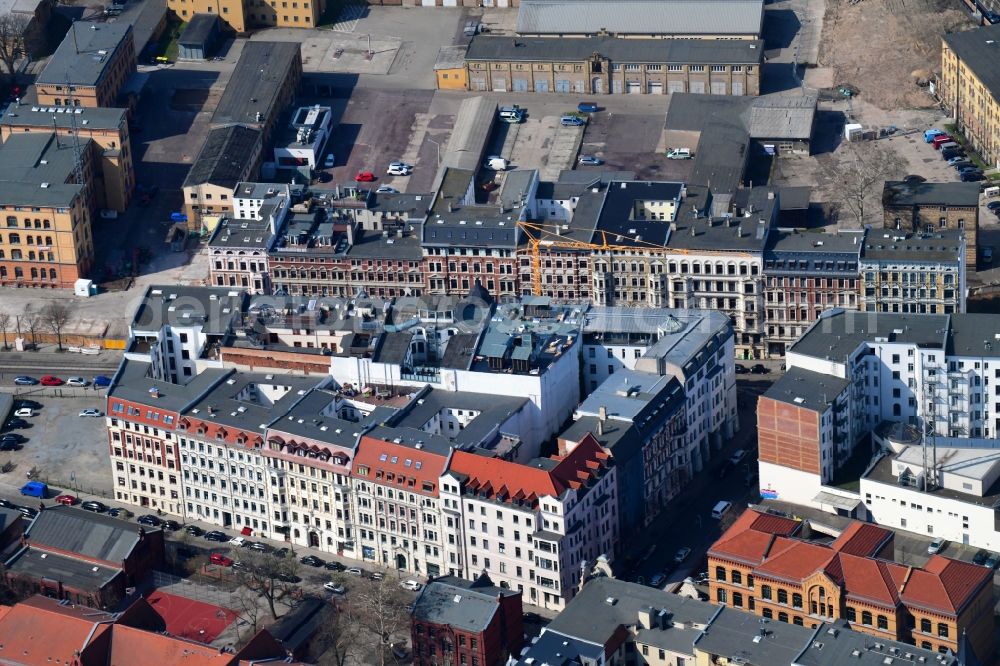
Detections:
[0, 394, 111, 497]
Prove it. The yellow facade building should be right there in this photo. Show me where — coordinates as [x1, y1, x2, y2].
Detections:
[35, 22, 136, 109]
[940, 24, 1000, 170]
[169, 0, 325, 32]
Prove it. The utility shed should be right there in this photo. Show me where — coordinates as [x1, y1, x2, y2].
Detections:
[177, 13, 219, 60]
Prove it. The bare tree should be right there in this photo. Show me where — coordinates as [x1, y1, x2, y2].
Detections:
[42, 303, 71, 351]
[312, 604, 365, 666]
[21, 312, 39, 349]
[0, 13, 32, 82]
[0, 311, 10, 350]
[231, 549, 302, 620]
[349, 575, 411, 666]
[232, 586, 265, 647]
[828, 142, 902, 227]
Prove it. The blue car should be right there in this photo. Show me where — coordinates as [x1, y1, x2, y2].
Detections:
[560, 116, 586, 127]
[924, 128, 945, 143]
[93, 375, 112, 388]
[577, 102, 599, 113]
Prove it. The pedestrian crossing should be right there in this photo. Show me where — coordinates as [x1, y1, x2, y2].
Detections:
[327, 2, 366, 32]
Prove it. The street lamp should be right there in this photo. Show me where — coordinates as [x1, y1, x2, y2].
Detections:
[426, 137, 442, 167]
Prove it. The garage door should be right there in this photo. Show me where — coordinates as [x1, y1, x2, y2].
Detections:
[612, 80, 623, 94]
[732, 81, 744, 96]
[690, 81, 705, 94]
[535, 80, 549, 92]
[667, 81, 685, 94]
[626, 81, 641, 94]
[443, 0, 457, 5]
[648, 81, 663, 94]
[513, 78, 528, 92]
[420, 0, 435, 5]
[555, 79, 571, 93]
[492, 78, 507, 91]
[470, 78, 486, 91]
[711, 81, 728, 95]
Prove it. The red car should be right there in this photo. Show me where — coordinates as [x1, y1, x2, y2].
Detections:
[54, 494, 78, 506]
[354, 171, 376, 183]
[40, 375, 64, 386]
[210, 553, 234, 567]
[931, 134, 953, 150]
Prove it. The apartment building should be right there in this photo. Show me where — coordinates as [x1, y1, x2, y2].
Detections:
[106, 358, 230, 515]
[859, 230, 966, 315]
[0, 132, 95, 288]
[1, 104, 134, 212]
[439, 433, 617, 610]
[562, 371, 687, 538]
[708, 509, 995, 660]
[464, 36, 762, 96]
[177, 372, 322, 535]
[182, 125, 264, 232]
[759, 310, 1000, 512]
[211, 42, 302, 147]
[35, 23, 136, 108]
[169, 0, 325, 33]
[351, 429, 451, 576]
[940, 24, 1000, 170]
[208, 182, 295, 293]
[411, 575, 523, 666]
[882, 181, 979, 268]
[761, 229, 863, 356]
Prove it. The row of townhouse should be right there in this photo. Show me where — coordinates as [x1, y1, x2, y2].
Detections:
[208, 176, 971, 359]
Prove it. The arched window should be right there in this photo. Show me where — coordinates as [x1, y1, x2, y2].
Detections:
[877, 615, 888, 630]
[715, 566, 726, 582]
[8, 233, 19, 244]
[792, 593, 802, 609]
[761, 585, 772, 600]
[921, 618, 931, 633]
[861, 611, 872, 626]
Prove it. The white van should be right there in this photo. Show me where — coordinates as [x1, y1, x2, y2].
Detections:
[667, 148, 692, 160]
[711, 500, 733, 520]
[498, 106, 524, 123]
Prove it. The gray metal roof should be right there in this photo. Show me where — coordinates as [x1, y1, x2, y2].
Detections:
[347, 228, 424, 261]
[385, 387, 529, 450]
[184, 372, 322, 434]
[592, 181, 683, 247]
[2, 104, 126, 131]
[208, 217, 275, 250]
[211, 42, 301, 127]
[693, 606, 814, 665]
[267, 388, 377, 449]
[861, 230, 964, 263]
[882, 180, 980, 207]
[109, 358, 232, 411]
[412, 575, 515, 632]
[764, 230, 862, 276]
[434, 45, 468, 71]
[792, 621, 957, 666]
[182, 124, 261, 189]
[26, 506, 148, 563]
[443, 98, 497, 172]
[577, 369, 685, 426]
[467, 35, 763, 65]
[178, 13, 219, 48]
[789, 310, 950, 363]
[943, 24, 1000, 104]
[515, 0, 764, 37]
[6, 547, 120, 592]
[130, 284, 246, 336]
[743, 93, 817, 140]
[762, 367, 849, 412]
[0, 132, 87, 207]
[947, 314, 1000, 358]
[38, 22, 133, 87]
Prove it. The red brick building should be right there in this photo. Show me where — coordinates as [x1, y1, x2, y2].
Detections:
[411, 574, 524, 666]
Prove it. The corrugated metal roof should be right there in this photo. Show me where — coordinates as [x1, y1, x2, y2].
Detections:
[27, 507, 144, 564]
[516, 0, 764, 36]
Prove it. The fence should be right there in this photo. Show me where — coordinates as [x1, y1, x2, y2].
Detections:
[151, 570, 238, 608]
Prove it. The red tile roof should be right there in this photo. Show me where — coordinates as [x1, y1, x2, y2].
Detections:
[754, 540, 836, 582]
[830, 522, 893, 557]
[837, 554, 906, 607]
[107, 625, 235, 665]
[448, 433, 610, 505]
[353, 435, 450, 496]
[707, 509, 801, 565]
[901, 555, 992, 615]
[0, 596, 115, 665]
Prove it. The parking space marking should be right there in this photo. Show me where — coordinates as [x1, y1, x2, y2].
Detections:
[328, 2, 366, 32]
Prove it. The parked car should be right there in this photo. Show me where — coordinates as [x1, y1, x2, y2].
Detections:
[54, 494, 78, 505]
[0, 433, 27, 445]
[0, 499, 16, 510]
[66, 377, 89, 387]
[924, 128, 946, 142]
[326, 561, 346, 571]
[387, 161, 413, 175]
[13, 376, 37, 386]
[354, 171, 376, 183]
[19, 481, 47, 498]
[401, 580, 422, 591]
[369, 572, 385, 581]
[210, 553, 234, 567]
[16, 505, 38, 518]
[927, 538, 947, 555]
[93, 375, 112, 388]
[79, 408, 103, 418]
[277, 572, 301, 583]
[204, 530, 228, 542]
[4, 418, 29, 430]
[346, 567, 364, 576]
[987, 200, 1000, 211]
[560, 115, 586, 127]
[13, 408, 33, 418]
[376, 186, 398, 194]
[951, 161, 974, 171]
[980, 246, 994, 264]
[81, 500, 108, 513]
[931, 134, 953, 149]
[185, 525, 204, 537]
[577, 101, 599, 113]
[973, 550, 989, 566]
[666, 148, 692, 160]
[324, 582, 347, 594]
[750, 364, 769, 374]
[300, 555, 325, 567]
[958, 165, 982, 174]
[39, 375, 63, 386]
[274, 547, 290, 558]
[106, 507, 133, 518]
[729, 449, 747, 466]
[249, 541, 270, 552]
[674, 547, 692, 563]
[734, 364, 749, 375]
[578, 155, 603, 166]
[483, 156, 508, 171]
[137, 514, 162, 527]
[649, 573, 667, 588]
[14, 400, 41, 410]
[962, 171, 985, 182]
[985, 552, 1000, 569]
[228, 536, 247, 547]
[0, 440, 23, 451]
[163, 520, 181, 531]
[324, 153, 335, 168]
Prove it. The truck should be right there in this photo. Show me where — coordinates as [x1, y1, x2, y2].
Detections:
[20, 481, 47, 498]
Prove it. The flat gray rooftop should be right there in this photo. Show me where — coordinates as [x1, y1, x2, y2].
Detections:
[211, 42, 300, 128]
[516, 0, 764, 36]
[789, 310, 949, 363]
[38, 22, 132, 88]
[762, 367, 849, 412]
